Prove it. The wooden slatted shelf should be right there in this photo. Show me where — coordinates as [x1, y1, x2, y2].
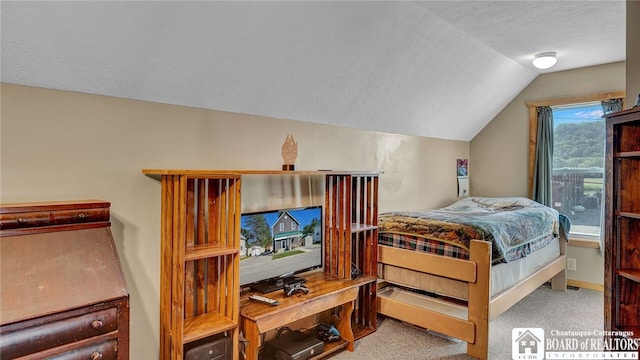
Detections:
[617, 269, 640, 283]
[183, 313, 238, 344]
[310, 340, 349, 359]
[616, 151, 640, 158]
[617, 212, 640, 220]
[352, 323, 377, 340]
[185, 244, 239, 261]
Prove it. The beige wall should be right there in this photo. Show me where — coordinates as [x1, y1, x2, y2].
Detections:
[471, 61, 625, 198]
[0, 83, 468, 358]
[470, 61, 626, 287]
[628, 0, 640, 107]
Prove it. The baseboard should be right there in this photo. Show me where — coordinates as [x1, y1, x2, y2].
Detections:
[567, 279, 603, 292]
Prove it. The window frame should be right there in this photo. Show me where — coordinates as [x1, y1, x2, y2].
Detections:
[526, 91, 625, 245]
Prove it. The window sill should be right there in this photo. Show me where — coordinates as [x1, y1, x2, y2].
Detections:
[567, 237, 600, 249]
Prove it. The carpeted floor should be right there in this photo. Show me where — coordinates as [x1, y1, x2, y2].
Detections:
[329, 284, 603, 359]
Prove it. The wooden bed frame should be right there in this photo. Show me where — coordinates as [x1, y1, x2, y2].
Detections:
[376, 237, 567, 359]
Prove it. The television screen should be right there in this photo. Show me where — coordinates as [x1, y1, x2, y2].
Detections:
[239, 206, 323, 290]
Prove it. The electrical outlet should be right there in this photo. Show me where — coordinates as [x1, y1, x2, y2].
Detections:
[567, 258, 577, 271]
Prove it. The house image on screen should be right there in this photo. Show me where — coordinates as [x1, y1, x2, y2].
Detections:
[240, 234, 247, 257]
[272, 211, 303, 252]
[515, 329, 542, 355]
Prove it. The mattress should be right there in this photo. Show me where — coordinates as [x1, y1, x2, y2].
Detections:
[378, 197, 561, 264]
[490, 236, 560, 296]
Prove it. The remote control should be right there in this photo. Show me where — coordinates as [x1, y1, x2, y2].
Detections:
[249, 294, 279, 306]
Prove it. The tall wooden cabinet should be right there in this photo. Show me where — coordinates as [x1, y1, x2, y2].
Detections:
[604, 108, 640, 337]
[143, 170, 378, 360]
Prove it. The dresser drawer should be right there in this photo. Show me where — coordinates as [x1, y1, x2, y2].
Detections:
[21, 336, 119, 360]
[0, 307, 119, 359]
[0, 208, 110, 230]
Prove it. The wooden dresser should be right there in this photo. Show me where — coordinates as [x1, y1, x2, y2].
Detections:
[0, 200, 130, 359]
[604, 107, 640, 338]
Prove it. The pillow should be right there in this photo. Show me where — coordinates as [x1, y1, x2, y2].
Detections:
[471, 197, 538, 209]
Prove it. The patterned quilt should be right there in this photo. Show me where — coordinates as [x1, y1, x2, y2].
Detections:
[379, 197, 560, 264]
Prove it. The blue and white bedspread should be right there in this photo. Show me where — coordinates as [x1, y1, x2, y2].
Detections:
[379, 197, 562, 264]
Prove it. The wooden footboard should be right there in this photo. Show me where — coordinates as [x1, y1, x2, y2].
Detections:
[377, 239, 567, 359]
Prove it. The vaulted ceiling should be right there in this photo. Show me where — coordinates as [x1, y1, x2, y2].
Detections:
[0, 1, 626, 141]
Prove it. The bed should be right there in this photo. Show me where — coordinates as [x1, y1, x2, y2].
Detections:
[375, 197, 568, 359]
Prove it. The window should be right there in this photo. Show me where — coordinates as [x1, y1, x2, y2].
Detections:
[526, 91, 625, 243]
[551, 102, 604, 238]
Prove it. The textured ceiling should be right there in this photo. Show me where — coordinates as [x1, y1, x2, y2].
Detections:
[0, 1, 626, 141]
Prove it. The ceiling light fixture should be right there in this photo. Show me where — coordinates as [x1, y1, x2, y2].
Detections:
[532, 52, 557, 70]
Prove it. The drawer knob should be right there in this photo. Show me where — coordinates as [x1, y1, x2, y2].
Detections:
[91, 319, 103, 329]
[17, 218, 26, 224]
[78, 213, 86, 220]
[91, 352, 103, 360]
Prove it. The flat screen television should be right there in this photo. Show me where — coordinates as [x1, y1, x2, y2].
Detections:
[240, 206, 323, 293]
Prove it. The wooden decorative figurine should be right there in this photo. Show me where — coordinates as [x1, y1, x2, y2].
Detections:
[281, 134, 298, 171]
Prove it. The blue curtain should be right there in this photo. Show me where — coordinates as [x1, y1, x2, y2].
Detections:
[532, 106, 554, 207]
[599, 98, 624, 254]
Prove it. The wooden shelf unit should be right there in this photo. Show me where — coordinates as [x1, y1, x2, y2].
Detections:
[604, 107, 640, 338]
[324, 173, 379, 338]
[143, 170, 379, 359]
[145, 171, 242, 360]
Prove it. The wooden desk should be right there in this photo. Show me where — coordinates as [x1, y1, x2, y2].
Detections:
[239, 272, 375, 360]
[0, 200, 129, 359]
